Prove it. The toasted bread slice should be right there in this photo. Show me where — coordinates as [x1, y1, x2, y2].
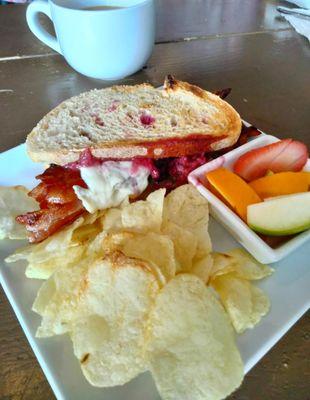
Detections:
[27, 76, 241, 164]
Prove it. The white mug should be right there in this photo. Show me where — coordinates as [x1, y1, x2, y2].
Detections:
[26, 0, 155, 80]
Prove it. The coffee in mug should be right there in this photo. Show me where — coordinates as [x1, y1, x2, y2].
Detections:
[26, 0, 155, 80]
[81, 5, 125, 11]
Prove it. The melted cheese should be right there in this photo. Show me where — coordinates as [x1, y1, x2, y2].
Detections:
[73, 161, 150, 213]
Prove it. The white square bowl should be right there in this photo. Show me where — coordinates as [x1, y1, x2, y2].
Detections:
[188, 134, 310, 264]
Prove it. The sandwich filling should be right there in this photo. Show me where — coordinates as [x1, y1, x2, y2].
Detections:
[15, 150, 209, 243]
[73, 161, 151, 213]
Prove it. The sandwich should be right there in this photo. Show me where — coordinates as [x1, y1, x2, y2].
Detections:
[16, 76, 242, 243]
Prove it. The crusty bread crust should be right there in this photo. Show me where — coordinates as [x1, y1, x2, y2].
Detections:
[27, 76, 241, 164]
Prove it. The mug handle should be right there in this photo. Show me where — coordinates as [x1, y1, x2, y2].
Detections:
[26, 1, 62, 54]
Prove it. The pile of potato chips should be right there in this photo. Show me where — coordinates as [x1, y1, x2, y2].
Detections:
[3, 184, 273, 400]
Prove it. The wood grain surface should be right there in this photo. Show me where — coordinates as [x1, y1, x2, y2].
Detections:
[0, 1, 309, 399]
[1, 30, 310, 153]
[0, 0, 291, 58]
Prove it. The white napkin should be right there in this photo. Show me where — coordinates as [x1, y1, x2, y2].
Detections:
[284, 0, 310, 8]
[283, 14, 310, 41]
[278, 1, 310, 42]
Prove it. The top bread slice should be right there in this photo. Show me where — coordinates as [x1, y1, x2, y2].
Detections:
[26, 76, 242, 165]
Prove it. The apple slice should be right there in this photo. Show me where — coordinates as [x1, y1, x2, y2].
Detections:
[247, 192, 310, 236]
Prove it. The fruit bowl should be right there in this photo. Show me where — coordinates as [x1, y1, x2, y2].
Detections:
[188, 134, 310, 264]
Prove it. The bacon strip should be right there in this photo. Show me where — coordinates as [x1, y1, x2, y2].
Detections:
[16, 202, 84, 243]
[215, 88, 232, 99]
[214, 123, 261, 156]
[238, 124, 261, 146]
[16, 165, 86, 243]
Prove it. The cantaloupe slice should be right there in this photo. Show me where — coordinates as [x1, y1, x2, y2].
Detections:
[301, 171, 310, 188]
[206, 168, 261, 221]
[249, 172, 309, 199]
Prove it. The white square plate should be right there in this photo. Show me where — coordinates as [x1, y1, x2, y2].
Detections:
[1, 143, 310, 400]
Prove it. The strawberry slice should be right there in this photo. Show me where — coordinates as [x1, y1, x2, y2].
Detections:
[233, 139, 308, 181]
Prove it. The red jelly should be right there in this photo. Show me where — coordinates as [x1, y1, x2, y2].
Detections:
[140, 113, 155, 126]
[66, 148, 209, 191]
[94, 116, 104, 126]
[66, 149, 102, 170]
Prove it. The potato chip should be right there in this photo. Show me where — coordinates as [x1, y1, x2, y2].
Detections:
[100, 231, 130, 252]
[100, 231, 173, 285]
[6, 211, 106, 279]
[25, 246, 85, 280]
[6, 215, 85, 265]
[101, 189, 165, 236]
[211, 273, 270, 333]
[146, 274, 244, 400]
[163, 184, 212, 259]
[31, 277, 56, 315]
[85, 231, 107, 256]
[5, 244, 33, 264]
[0, 186, 38, 240]
[15, 235, 103, 282]
[210, 252, 236, 277]
[224, 248, 273, 280]
[33, 258, 89, 337]
[121, 189, 165, 233]
[102, 208, 123, 232]
[32, 227, 110, 332]
[162, 221, 197, 272]
[71, 253, 160, 387]
[119, 232, 176, 282]
[211, 248, 273, 281]
[163, 184, 208, 227]
[72, 223, 101, 244]
[190, 253, 214, 284]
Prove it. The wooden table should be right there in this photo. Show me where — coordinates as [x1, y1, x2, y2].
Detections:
[0, 1, 309, 399]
